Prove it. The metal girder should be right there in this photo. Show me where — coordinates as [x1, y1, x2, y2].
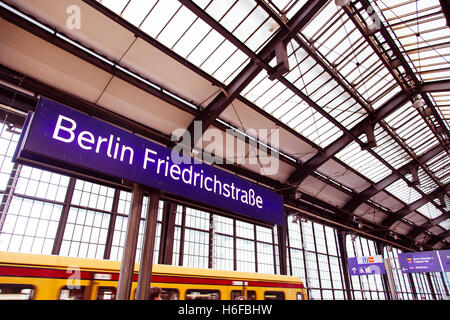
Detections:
[426, 230, 450, 247]
[345, 0, 450, 152]
[407, 214, 449, 240]
[342, 144, 444, 214]
[0, 64, 286, 192]
[0, 4, 200, 117]
[287, 91, 409, 185]
[287, 196, 425, 252]
[382, 183, 450, 228]
[440, 0, 450, 28]
[181, 0, 329, 146]
[422, 79, 450, 93]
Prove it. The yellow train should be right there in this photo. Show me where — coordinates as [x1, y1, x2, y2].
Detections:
[0, 252, 307, 300]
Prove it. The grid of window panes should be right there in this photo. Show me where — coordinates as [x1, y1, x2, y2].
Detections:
[172, 205, 279, 274]
[383, 247, 450, 300]
[2, 106, 449, 300]
[383, 246, 415, 300]
[346, 234, 388, 300]
[0, 195, 62, 254]
[212, 214, 234, 271]
[110, 191, 163, 264]
[0, 109, 163, 262]
[429, 272, 448, 299]
[286, 216, 346, 300]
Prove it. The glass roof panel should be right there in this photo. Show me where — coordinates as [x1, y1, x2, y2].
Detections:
[416, 202, 443, 220]
[156, 6, 198, 48]
[242, 70, 343, 148]
[140, 0, 182, 38]
[415, 167, 439, 195]
[371, 0, 450, 83]
[384, 102, 440, 157]
[335, 139, 392, 183]
[426, 151, 450, 185]
[439, 219, 450, 230]
[302, 1, 399, 107]
[430, 92, 450, 128]
[171, 18, 211, 56]
[371, 124, 411, 170]
[385, 176, 422, 204]
[100, 0, 129, 15]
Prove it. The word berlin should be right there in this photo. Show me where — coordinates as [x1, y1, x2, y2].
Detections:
[15, 98, 284, 225]
[52, 114, 264, 209]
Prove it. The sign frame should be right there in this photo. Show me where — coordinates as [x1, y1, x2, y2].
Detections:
[14, 97, 285, 226]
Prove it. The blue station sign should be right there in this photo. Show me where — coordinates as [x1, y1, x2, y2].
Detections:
[398, 251, 442, 273]
[347, 256, 386, 276]
[14, 98, 285, 225]
[438, 249, 450, 272]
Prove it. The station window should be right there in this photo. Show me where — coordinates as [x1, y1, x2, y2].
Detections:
[161, 288, 179, 300]
[264, 291, 285, 300]
[186, 289, 220, 300]
[0, 284, 35, 300]
[96, 287, 116, 300]
[59, 286, 86, 300]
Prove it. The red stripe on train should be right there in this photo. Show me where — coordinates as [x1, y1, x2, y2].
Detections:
[0, 265, 303, 289]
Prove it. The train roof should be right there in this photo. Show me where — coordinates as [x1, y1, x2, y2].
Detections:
[0, 251, 303, 284]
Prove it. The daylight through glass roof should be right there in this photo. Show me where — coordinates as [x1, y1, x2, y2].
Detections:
[94, 0, 450, 242]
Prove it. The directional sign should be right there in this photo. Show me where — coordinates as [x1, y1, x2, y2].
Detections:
[437, 249, 450, 272]
[398, 251, 442, 273]
[347, 256, 386, 276]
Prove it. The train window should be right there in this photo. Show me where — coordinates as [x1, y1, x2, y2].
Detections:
[231, 290, 244, 300]
[96, 287, 116, 300]
[161, 288, 179, 300]
[0, 284, 35, 300]
[296, 292, 304, 300]
[247, 290, 256, 300]
[59, 286, 86, 300]
[186, 289, 220, 300]
[264, 291, 285, 300]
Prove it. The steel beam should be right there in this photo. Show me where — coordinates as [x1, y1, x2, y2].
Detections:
[422, 79, 450, 93]
[117, 183, 144, 300]
[342, 144, 444, 214]
[181, 0, 329, 145]
[407, 214, 449, 240]
[426, 230, 449, 247]
[135, 190, 161, 300]
[287, 91, 409, 185]
[382, 183, 450, 228]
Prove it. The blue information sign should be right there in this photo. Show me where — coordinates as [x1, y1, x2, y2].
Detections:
[438, 249, 450, 272]
[14, 98, 285, 225]
[398, 251, 442, 273]
[347, 256, 386, 276]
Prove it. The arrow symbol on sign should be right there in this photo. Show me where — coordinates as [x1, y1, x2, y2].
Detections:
[352, 267, 357, 273]
[402, 268, 407, 272]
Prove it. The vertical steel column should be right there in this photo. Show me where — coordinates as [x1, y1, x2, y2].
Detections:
[0, 162, 21, 233]
[337, 230, 353, 300]
[159, 202, 177, 265]
[135, 190, 161, 300]
[51, 177, 76, 255]
[376, 243, 392, 300]
[408, 273, 418, 299]
[425, 273, 437, 300]
[103, 189, 121, 259]
[383, 258, 398, 300]
[116, 183, 144, 300]
[440, 272, 450, 297]
[277, 223, 288, 275]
